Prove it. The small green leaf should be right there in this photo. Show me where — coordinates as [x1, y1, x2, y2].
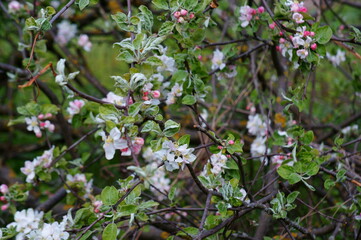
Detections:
[152, 0, 168, 9]
[158, 21, 175, 36]
[288, 173, 302, 184]
[102, 223, 117, 240]
[286, 191, 300, 204]
[315, 26, 333, 44]
[178, 134, 190, 146]
[163, 119, 180, 137]
[168, 185, 177, 201]
[324, 179, 336, 189]
[101, 186, 119, 205]
[182, 95, 197, 105]
[79, 0, 90, 10]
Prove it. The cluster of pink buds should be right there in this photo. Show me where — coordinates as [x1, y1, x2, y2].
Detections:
[173, 9, 195, 23]
[142, 90, 161, 101]
[239, 6, 265, 28]
[0, 184, 9, 211]
[271, 155, 286, 168]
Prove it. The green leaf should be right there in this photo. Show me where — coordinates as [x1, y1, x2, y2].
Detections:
[144, 56, 162, 66]
[79, 0, 90, 10]
[168, 185, 177, 201]
[139, 200, 159, 209]
[178, 134, 190, 146]
[181, 95, 197, 105]
[118, 204, 138, 216]
[128, 102, 142, 117]
[158, 21, 175, 36]
[152, 0, 168, 9]
[286, 191, 300, 204]
[277, 165, 294, 179]
[288, 173, 302, 184]
[116, 51, 136, 63]
[302, 131, 314, 145]
[79, 230, 95, 240]
[324, 179, 335, 189]
[163, 119, 181, 137]
[101, 186, 119, 205]
[133, 33, 145, 49]
[315, 26, 333, 44]
[141, 120, 162, 134]
[139, 5, 153, 32]
[102, 223, 117, 240]
[350, 26, 361, 41]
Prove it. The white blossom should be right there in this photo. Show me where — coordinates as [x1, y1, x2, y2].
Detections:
[8, 1, 23, 13]
[239, 6, 254, 28]
[166, 83, 183, 105]
[21, 161, 36, 183]
[77, 34, 92, 51]
[209, 153, 228, 175]
[211, 49, 226, 70]
[55, 20, 77, 45]
[102, 92, 127, 106]
[156, 54, 177, 73]
[155, 140, 196, 171]
[341, 124, 359, 135]
[25, 116, 42, 137]
[38, 222, 69, 240]
[292, 13, 304, 24]
[251, 136, 270, 164]
[67, 99, 85, 122]
[246, 114, 268, 136]
[99, 128, 128, 160]
[326, 50, 346, 66]
[7, 209, 44, 237]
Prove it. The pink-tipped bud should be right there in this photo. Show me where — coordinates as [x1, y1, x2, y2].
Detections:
[39, 122, 46, 128]
[339, 25, 345, 31]
[180, 9, 188, 16]
[94, 209, 100, 213]
[303, 31, 311, 37]
[310, 43, 317, 50]
[298, 6, 307, 12]
[93, 200, 102, 208]
[279, 31, 283, 36]
[135, 137, 144, 146]
[269, 22, 276, 29]
[226, 154, 231, 158]
[1, 204, 8, 211]
[0, 196, 6, 202]
[174, 11, 181, 18]
[177, 17, 185, 23]
[0, 184, 9, 194]
[279, 38, 286, 44]
[142, 96, 149, 101]
[121, 148, 129, 152]
[38, 114, 45, 120]
[143, 91, 149, 96]
[310, 31, 315, 37]
[197, 55, 202, 60]
[35, 131, 42, 138]
[257, 6, 265, 14]
[45, 113, 52, 118]
[217, 146, 223, 150]
[276, 46, 281, 52]
[228, 140, 235, 145]
[189, 13, 195, 19]
[152, 90, 161, 98]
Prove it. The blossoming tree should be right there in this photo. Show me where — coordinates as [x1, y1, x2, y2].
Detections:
[1, 0, 361, 239]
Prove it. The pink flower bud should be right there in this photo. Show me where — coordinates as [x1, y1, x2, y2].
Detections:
[40, 122, 46, 128]
[197, 55, 202, 60]
[128, 98, 134, 105]
[180, 9, 188, 16]
[143, 91, 149, 96]
[0, 196, 6, 202]
[279, 38, 286, 44]
[152, 90, 161, 98]
[35, 131, 42, 138]
[217, 146, 223, 150]
[135, 137, 144, 146]
[339, 25, 345, 31]
[228, 140, 235, 145]
[310, 43, 317, 50]
[269, 22, 276, 29]
[298, 7, 307, 12]
[142, 96, 149, 101]
[1, 204, 8, 211]
[289, 35, 294, 40]
[45, 113, 52, 118]
[226, 154, 231, 158]
[276, 46, 281, 52]
[0, 184, 9, 194]
[174, 11, 181, 18]
[279, 31, 283, 36]
[177, 17, 185, 23]
[38, 114, 45, 120]
[121, 148, 129, 152]
[257, 6, 265, 14]
[94, 209, 100, 213]
[310, 31, 315, 37]
[189, 13, 195, 19]
[303, 31, 311, 37]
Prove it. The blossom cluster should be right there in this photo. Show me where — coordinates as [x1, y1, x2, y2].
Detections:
[239, 5, 265, 28]
[21, 147, 55, 183]
[99, 127, 144, 160]
[25, 114, 55, 138]
[66, 173, 93, 199]
[246, 114, 270, 163]
[326, 49, 346, 66]
[207, 152, 228, 175]
[67, 99, 85, 122]
[166, 83, 183, 105]
[154, 140, 196, 171]
[55, 21, 93, 51]
[5, 208, 71, 240]
[0, 184, 9, 211]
